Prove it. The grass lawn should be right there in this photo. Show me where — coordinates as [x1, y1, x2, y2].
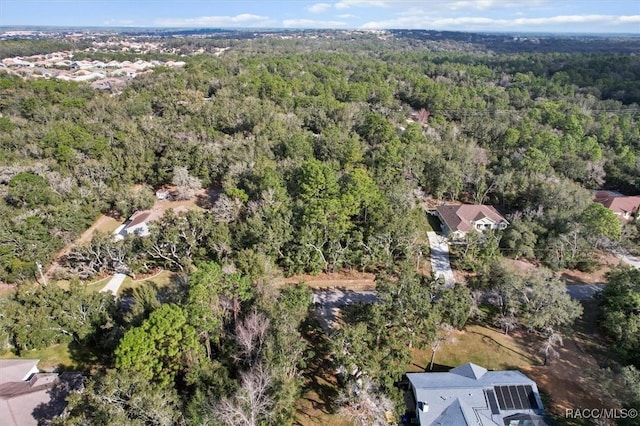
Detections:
[117, 270, 176, 295]
[409, 324, 536, 373]
[1, 344, 74, 371]
[54, 275, 112, 292]
[93, 216, 122, 234]
[296, 389, 352, 426]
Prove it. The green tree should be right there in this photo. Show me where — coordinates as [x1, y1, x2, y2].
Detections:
[7, 173, 58, 208]
[600, 268, 640, 368]
[61, 368, 181, 426]
[115, 303, 202, 387]
[580, 202, 622, 245]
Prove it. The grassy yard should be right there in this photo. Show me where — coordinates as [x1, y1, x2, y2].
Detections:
[409, 324, 537, 373]
[1, 344, 74, 371]
[53, 275, 112, 291]
[117, 269, 176, 294]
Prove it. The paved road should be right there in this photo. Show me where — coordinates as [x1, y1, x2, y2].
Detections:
[426, 232, 455, 286]
[619, 253, 640, 269]
[566, 284, 604, 300]
[313, 290, 379, 332]
[100, 273, 127, 295]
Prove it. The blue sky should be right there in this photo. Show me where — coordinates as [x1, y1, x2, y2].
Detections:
[1, 0, 639, 33]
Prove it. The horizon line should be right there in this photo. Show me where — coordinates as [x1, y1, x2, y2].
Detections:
[1, 25, 639, 36]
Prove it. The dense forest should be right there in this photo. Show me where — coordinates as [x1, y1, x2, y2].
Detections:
[1, 31, 639, 424]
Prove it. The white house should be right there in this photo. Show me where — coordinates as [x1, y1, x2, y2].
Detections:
[113, 210, 153, 241]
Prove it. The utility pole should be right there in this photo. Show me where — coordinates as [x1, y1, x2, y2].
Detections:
[36, 262, 47, 287]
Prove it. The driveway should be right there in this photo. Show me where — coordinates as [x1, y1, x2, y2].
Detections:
[427, 231, 455, 287]
[313, 290, 379, 332]
[565, 284, 604, 300]
[100, 273, 127, 295]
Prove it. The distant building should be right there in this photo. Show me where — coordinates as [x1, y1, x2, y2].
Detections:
[594, 190, 640, 223]
[113, 210, 153, 241]
[436, 204, 508, 239]
[0, 359, 82, 426]
[112, 207, 188, 241]
[406, 363, 550, 426]
[155, 188, 171, 200]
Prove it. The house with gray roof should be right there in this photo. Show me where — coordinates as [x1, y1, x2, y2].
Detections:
[406, 363, 550, 426]
[0, 359, 82, 426]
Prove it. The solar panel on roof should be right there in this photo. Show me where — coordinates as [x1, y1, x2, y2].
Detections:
[494, 385, 539, 411]
[525, 385, 539, 409]
[485, 389, 500, 415]
[515, 385, 529, 408]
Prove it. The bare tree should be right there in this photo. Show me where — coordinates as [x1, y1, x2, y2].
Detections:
[171, 166, 201, 201]
[212, 194, 243, 223]
[469, 290, 486, 320]
[65, 232, 128, 279]
[336, 378, 394, 426]
[495, 309, 518, 335]
[213, 363, 274, 426]
[540, 329, 563, 366]
[429, 323, 457, 371]
[235, 309, 270, 363]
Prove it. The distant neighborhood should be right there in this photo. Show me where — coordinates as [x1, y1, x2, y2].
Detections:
[0, 51, 186, 88]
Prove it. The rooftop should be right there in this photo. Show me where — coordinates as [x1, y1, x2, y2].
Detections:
[436, 204, 508, 233]
[407, 363, 549, 426]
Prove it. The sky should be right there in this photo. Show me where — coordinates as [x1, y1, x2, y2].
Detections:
[1, 0, 639, 33]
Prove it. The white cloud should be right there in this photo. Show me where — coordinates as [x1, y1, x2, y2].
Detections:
[446, 0, 549, 10]
[282, 18, 349, 27]
[618, 15, 640, 23]
[103, 19, 135, 26]
[361, 14, 640, 29]
[307, 3, 332, 13]
[155, 13, 271, 27]
[337, 14, 357, 18]
[335, 0, 389, 10]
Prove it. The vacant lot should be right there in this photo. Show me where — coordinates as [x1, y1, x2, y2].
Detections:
[279, 271, 376, 291]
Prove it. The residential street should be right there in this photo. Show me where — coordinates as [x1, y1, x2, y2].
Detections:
[618, 253, 640, 269]
[565, 284, 604, 300]
[426, 231, 455, 286]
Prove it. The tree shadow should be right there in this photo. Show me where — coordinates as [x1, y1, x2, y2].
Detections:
[32, 372, 84, 426]
[156, 273, 189, 304]
[66, 339, 109, 371]
[298, 316, 341, 415]
[196, 187, 222, 209]
[469, 330, 539, 364]
[423, 362, 452, 372]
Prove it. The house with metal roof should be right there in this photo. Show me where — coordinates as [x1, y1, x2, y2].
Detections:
[406, 363, 550, 426]
[436, 205, 508, 240]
